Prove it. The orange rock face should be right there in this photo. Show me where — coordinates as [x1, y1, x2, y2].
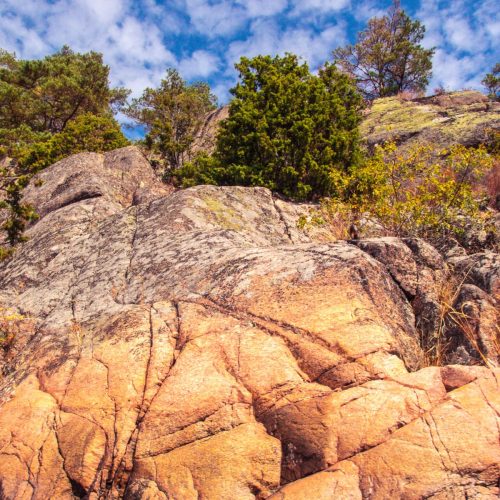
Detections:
[0, 147, 498, 499]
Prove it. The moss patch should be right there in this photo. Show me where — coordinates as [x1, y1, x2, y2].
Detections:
[361, 91, 499, 149]
[202, 196, 246, 231]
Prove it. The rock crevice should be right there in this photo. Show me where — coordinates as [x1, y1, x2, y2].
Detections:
[0, 147, 498, 499]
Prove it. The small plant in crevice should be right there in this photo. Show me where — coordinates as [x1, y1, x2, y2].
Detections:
[0, 307, 36, 379]
[421, 274, 499, 368]
[420, 275, 462, 367]
[0, 307, 25, 353]
[70, 320, 84, 351]
[297, 200, 360, 241]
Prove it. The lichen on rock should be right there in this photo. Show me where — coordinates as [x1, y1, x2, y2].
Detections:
[0, 146, 498, 499]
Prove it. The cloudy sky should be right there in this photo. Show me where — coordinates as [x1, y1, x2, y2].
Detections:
[1, 0, 498, 106]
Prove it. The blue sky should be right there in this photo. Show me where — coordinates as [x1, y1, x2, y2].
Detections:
[1, 0, 498, 133]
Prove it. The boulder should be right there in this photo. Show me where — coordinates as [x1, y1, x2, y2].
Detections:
[448, 251, 499, 297]
[355, 237, 447, 345]
[0, 147, 498, 499]
[444, 284, 499, 367]
[270, 368, 500, 499]
[360, 90, 500, 151]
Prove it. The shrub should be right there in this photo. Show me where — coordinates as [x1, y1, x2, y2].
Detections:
[17, 113, 129, 172]
[0, 46, 129, 133]
[303, 142, 494, 245]
[177, 54, 364, 201]
[0, 46, 130, 249]
[0, 307, 24, 352]
[482, 63, 499, 101]
[1, 113, 128, 247]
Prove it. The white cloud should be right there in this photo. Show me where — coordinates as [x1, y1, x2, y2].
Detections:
[352, 0, 386, 22]
[181, 0, 247, 37]
[290, 0, 350, 15]
[0, 12, 49, 57]
[443, 15, 485, 52]
[475, 0, 500, 42]
[236, 0, 288, 17]
[417, 0, 498, 92]
[178, 50, 220, 78]
[212, 80, 235, 104]
[226, 18, 346, 73]
[0, 0, 177, 97]
[0, 0, 498, 109]
[79, 0, 125, 25]
[431, 49, 485, 91]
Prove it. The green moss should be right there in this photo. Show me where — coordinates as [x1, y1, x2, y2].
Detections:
[362, 91, 499, 148]
[361, 98, 436, 139]
[202, 196, 245, 231]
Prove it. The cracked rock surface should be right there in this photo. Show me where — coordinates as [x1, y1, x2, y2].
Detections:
[0, 147, 499, 499]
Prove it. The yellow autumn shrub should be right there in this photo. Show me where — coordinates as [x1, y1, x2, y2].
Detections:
[0, 307, 24, 351]
[303, 142, 494, 244]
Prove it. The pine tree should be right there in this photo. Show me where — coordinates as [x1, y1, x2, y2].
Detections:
[124, 69, 217, 170]
[333, 1, 434, 99]
[0, 46, 130, 250]
[482, 63, 500, 101]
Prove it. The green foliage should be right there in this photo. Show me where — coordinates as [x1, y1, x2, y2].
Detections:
[0, 46, 129, 133]
[333, 0, 434, 99]
[482, 63, 500, 101]
[16, 113, 129, 172]
[124, 68, 217, 170]
[173, 153, 222, 187]
[177, 54, 363, 201]
[0, 46, 130, 250]
[0, 114, 128, 247]
[0, 174, 38, 247]
[311, 142, 493, 244]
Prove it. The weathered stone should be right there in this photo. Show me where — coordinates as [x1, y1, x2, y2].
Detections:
[444, 284, 499, 367]
[271, 369, 500, 499]
[360, 90, 500, 150]
[188, 106, 229, 160]
[188, 91, 500, 161]
[448, 251, 500, 296]
[355, 237, 447, 344]
[0, 147, 498, 499]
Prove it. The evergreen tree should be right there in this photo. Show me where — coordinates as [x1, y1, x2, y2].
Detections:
[482, 63, 500, 101]
[0, 46, 130, 250]
[333, 1, 434, 99]
[0, 46, 129, 133]
[177, 54, 363, 201]
[124, 68, 217, 170]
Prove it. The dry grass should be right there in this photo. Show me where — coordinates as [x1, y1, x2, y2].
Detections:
[446, 295, 499, 368]
[70, 320, 84, 350]
[397, 89, 424, 102]
[317, 207, 354, 241]
[485, 157, 500, 208]
[422, 275, 460, 367]
[297, 202, 354, 241]
[423, 272, 499, 368]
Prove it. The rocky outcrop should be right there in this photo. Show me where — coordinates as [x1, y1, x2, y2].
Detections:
[188, 106, 229, 160]
[448, 251, 500, 297]
[445, 284, 499, 366]
[0, 147, 499, 499]
[355, 238, 447, 346]
[186, 91, 499, 160]
[361, 90, 500, 150]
